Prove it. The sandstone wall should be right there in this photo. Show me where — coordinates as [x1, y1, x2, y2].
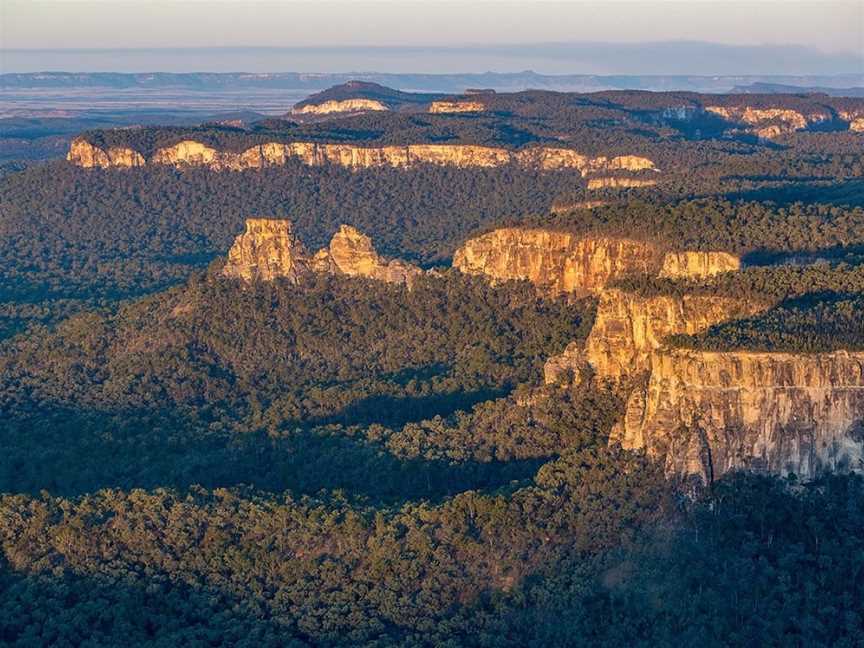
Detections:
[658, 251, 741, 279]
[544, 288, 760, 385]
[613, 349, 864, 481]
[292, 99, 389, 114]
[428, 101, 485, 113]
[452, 229, 663, 297]
[66, 137, 656, 174]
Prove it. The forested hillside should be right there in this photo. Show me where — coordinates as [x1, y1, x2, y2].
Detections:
[3, 86, 864, 646]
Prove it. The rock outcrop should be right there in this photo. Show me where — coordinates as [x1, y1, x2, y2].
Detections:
[67, 138, 145, 168]
[452, 229, 663, 297]
[550, 200, 608, 214]
[704, 106, 832, 139]
[223, 218, 310, 282]
[659, 251, 741, 279]
[586, 177, 658, 190]
[454, 228, 742, 296]
[428, 100, 485, 113]
[313, 225, 423, 286]
[612, 349, 864, 481]
[544, 288, 762, 385]
[67, 136, 656, 175]
[222, 219, 420, 286]
[292, 99, 389, 114]
[840, 111, 864, 132]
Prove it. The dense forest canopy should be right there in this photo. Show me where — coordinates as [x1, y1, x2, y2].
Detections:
[4, 85, 864, 646]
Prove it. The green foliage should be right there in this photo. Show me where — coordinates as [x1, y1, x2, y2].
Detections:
[0, 161, 578, 334]
[540, 198, 864, 255]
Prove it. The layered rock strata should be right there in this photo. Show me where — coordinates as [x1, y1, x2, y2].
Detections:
[222, 219, 421, 286]
[586, 177, 658, 190]
[453, 227, 740, 296]
[659, 251, 741, 279]
[704, 105, 838, 139]
[452, 230, 664, 297]
[544, 288, 761, 385]
[292, 99, 389, 114]
[535, 250, 864, 481]
[67, 137, 145, 168]
[428, 100, 485, 113]
[612, 350, 864, 481]
[66, 137, 656, 175]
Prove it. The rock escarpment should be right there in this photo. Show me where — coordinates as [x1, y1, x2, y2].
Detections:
[535, 248, 864, 481]
[612, 350, 864, 481]
[313, 225, 423, 285]
[453, 227, 740, 296]
[428, 100, 485, 113]
[67, 137, 145, 168]
[452, 230, 664, 297]
[544, 288, 762, 385]
[292, 99, 389, 114]
[66, 136, 656, 175]
[586, 177, 658, 190]
[704, 105, 839, 139]
[659, 251, 741, 279]
[222, 219, 421, 286]
[222, 219, 311, 282]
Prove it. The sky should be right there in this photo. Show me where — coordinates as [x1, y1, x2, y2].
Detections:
[1, 0, 863, 74]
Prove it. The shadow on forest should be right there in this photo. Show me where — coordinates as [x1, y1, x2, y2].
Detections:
[0, 563, 301, 646]
[0, 407, 543, 504]
[307, 387, 508, 428]
[742, 243, 864, 267]
[725, 179, 864, 209]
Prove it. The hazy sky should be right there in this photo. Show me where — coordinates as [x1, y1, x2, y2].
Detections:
[1, 0, 862, 73]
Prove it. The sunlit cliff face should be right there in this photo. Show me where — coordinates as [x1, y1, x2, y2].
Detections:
[292, 99, 390, 114]
[613, 350, 864, 481]
[453, 229, 738, 297]
[222, 218, 421, 287]
[66, 137, 657, 176]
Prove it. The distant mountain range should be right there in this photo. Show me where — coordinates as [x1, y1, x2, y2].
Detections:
[4, 70, 864, 95]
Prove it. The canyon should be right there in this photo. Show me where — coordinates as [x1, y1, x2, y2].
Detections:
[66, 136, 656, 175]
[223, 218, 421, 286]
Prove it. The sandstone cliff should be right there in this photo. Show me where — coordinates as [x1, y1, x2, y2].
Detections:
[587, 177, 658, 190]
[544, 288, 761, 385]
[314, 224, 423, 286]
[840, 111, 864, 132]
[549, 200, 608, 214]
[223, 218, 310, 282]
[428, 100, 485, 113]
[612, 349, 864, 481]
[658, 251, 740, 279]
[452, 229, 663, 296]
[66, 136, 656, 174]
[222, 219, 421, 286]
[67, 138, 145, 168]
[454, 228, 742, 296]
[705, 106, 832, 139]
[292, 99, 389, 114]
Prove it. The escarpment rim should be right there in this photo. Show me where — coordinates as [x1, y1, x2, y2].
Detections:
[66, 136, 657, 174]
